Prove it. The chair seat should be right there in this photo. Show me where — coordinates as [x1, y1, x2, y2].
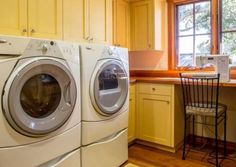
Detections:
[186, 103, 227, 117]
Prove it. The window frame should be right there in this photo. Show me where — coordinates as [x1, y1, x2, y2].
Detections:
[168, 0, 219, 70]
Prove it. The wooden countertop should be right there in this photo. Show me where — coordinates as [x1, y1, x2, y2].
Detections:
[130, 77, 236, 87]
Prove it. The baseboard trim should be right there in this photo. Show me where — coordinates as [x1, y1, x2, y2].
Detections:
[135, 139, 177, 153]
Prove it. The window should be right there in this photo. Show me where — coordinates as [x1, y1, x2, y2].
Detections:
[176, 1, 212, 66]
[220, 0, 236, 64]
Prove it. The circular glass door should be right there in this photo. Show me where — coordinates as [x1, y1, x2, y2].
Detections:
[20, 74, 61, 118]
[91, 60, 128, 116]
[3, 58, 77, 136]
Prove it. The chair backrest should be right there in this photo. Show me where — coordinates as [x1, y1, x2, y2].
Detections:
[179, 73, 220, 110]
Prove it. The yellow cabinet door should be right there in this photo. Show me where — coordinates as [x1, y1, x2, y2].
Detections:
[113, 0, 130, 48]
[86, 0, 112, 44]
[128, 92, 136, 142]
[130, 0, 153, 50]
[137, 94, 171, 146]
[28, 0, 62, 39]
[63, 0, 86, 42]
[0, 0, 27, 36]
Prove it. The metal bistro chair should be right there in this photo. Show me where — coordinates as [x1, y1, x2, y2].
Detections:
[180, 73, 227, 167]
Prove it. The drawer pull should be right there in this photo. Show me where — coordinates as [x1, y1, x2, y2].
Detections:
[152, 88, 156, 91]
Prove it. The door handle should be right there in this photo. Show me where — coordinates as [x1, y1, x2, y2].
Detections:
[63, 81, 72, 106]
[0, 39, 7, 44]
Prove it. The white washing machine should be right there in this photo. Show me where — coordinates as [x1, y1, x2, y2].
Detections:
[0, 35, 81, 167]
[80, 43, 129, 167]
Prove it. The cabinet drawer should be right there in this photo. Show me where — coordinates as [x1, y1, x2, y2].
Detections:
[138, 83, 172, 96]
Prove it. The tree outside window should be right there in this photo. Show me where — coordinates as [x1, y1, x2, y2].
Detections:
[221, 0, 236, 64]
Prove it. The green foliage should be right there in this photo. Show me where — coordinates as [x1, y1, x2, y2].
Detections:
[222, 0, 236, 60]
[178, 0, 236, 65]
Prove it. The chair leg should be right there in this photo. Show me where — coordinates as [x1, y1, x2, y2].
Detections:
[224, 111, 227, 157]
[182, 115, 187, 160]
[192, 115, 195, 147]
[215, 119, 218, 167]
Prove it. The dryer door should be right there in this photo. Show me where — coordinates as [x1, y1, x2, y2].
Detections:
[3, 58, 77, 136]
[90, 60, 128, 116]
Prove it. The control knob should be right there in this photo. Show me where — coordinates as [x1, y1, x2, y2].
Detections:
[41, 44, 48, 53]
[108, 48, 114, 55]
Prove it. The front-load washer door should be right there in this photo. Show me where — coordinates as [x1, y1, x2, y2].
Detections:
[90, 60, 128, 116]
[2, 58, 76, 137]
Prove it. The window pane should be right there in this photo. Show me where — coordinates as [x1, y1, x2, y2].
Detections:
[179, 54, 194, 66]
[195, 35, 211, 56]
[179, 36, 193, 66]
[222, 0, 236, 31]
[177, 1, 212, 67]
[178, 4, 193, 36]
[179, 36, 193, 53]
[195, 2, 211, 34]
[222, 32, 236, 62]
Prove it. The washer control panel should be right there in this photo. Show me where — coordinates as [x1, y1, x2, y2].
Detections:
[23, 39, 80, 63]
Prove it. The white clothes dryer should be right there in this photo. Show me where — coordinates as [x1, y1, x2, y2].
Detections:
[80, 43, 129, 167]
[0, 35, 81, 167]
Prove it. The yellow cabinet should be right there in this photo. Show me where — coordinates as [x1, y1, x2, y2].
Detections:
[28, 0, 62, 39]
[0, 0, 62, 39]
[113, 0, 130, 48]
[63, 0, 112, 44]
[63, 0, 86, 42]
[136, 83, 184, 152]
[137, 94, 171, 146]
[130, 0, 167, 51]
[86, 0, 112, 44]
[128, 84, 136, 142]
[0, 0, 27, 36]
[130, 0, 153, 50]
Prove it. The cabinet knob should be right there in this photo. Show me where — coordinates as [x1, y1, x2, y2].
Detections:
[88, 37, 93, 43]
[22, 29, 27, 33]
[85, 36, 90, 40]
[31, 29, 36, 33]
[152, 87, 156, 91]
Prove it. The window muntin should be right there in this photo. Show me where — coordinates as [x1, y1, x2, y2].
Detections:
[177, 1, 212, 67]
